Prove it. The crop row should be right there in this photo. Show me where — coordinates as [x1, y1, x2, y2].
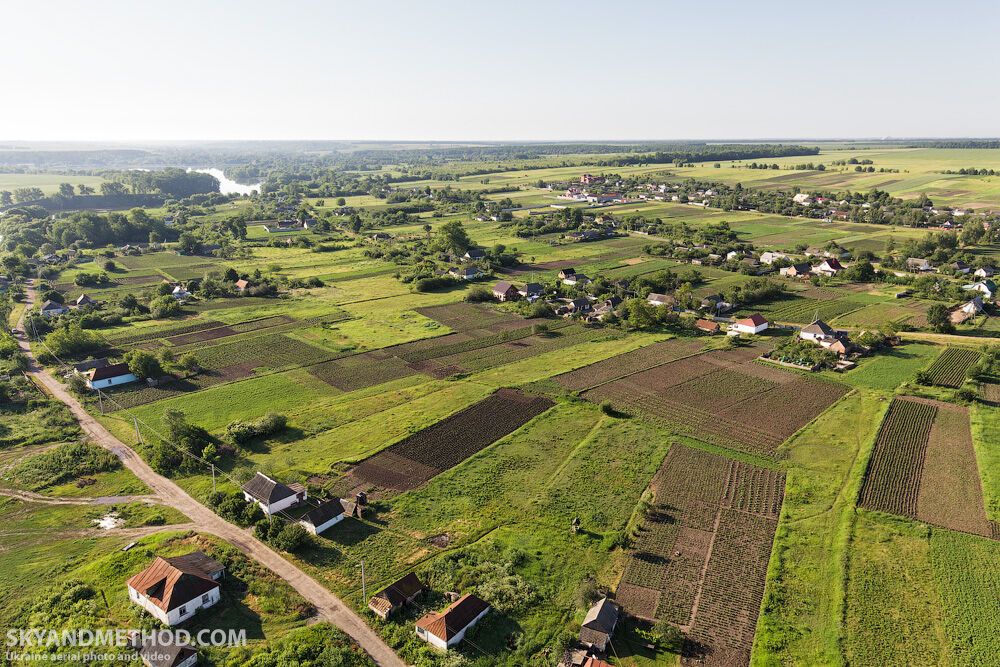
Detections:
[104, 319, 225, 346]
[858, 397, 936, 516]
[399, 321, 570, 363]
[926, 347, 981, 388]
[554, 338, 704, 391]
[347, 388, 554, 491]
[684, 509, 780, 665]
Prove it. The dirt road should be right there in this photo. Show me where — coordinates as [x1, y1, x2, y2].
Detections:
[13, 291, 404, 667]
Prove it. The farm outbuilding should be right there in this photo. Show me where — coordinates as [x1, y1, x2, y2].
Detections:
[368, 572, 425, 620]
[242, 472, 307, 516]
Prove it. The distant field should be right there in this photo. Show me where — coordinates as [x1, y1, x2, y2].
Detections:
[0, 171, 106, 195]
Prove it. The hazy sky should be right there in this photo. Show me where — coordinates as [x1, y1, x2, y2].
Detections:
[3, 0, 999, 141]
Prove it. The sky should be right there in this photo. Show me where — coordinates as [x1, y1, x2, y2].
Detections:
[3, 0, 999, 142]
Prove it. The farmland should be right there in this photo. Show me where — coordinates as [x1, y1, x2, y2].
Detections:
[924, 347, 981, 387]
[579, 345, 848, 457]
[6, 140, 1000, 667]
[859, 396, 995, 537]
[336, 388, 553, 493]
[616, 445, 784, 666]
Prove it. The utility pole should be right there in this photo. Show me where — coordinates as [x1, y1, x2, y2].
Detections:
[212, 464, 216, 493]
[360, 559, 366, 603]
[133, 416, 142, 444]
[97, 389, 104, 415]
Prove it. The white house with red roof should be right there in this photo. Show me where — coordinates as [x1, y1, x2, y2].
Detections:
[728, 314, 769, 335]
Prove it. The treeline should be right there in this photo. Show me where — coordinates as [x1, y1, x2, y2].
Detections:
[605, 144, 819, 167]
[942, 168, 1000, 176]
[103, 168, 220, 197]
[909, 140, 1000, 149]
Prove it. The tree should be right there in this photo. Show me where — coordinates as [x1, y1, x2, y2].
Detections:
[176, 232, 200, 255]
[0, 191, 12, 206]
[57, 183, 75, 198]
[431, 220, 472, 255]
[336, 197, 346, 206]
[926, 303, 954, 333]
[178, 353, 201, 375]
[99, 182, 127, 197]
[77, 184, 94, 196]
[124, 349, 162, 379]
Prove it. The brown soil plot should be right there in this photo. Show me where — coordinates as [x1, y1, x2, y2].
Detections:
[338, 388, 553, 493]
[617, 445, 785, 666]
[859, 396, 993, 537]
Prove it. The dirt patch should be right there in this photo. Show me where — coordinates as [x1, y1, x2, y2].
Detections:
[166, 325, 237, 346]
[917, 404, 992, 537]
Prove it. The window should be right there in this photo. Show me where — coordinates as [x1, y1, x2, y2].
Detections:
[202, 594, 210, 604]
[179, 606, 187, 616]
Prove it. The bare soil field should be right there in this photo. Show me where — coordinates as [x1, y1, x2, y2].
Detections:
[617, 445, 785, 666]
[859, 396, 994, 537]
[336, 388, 553, 493]
[581, 347, 847, 457]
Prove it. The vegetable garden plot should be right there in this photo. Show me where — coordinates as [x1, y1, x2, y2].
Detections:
[554, 338, 704, 391]
[858, 397, 936, 517]
[618, 445, 785, 667]
[925, 347, 981, 388]
[414, 303, 522, 331]
[917, 404, 994, 537]
[338, 388, 553, 493]
[104, 319, 225, 346]
[582, 350, 847, 457]
[307, 353, 417, 392]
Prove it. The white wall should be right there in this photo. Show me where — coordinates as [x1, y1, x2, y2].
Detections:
[245, 491, 303, 516]
[129, 585, 220, 627]
[89, 373, 138, 390]
[300, 513, 344, 535]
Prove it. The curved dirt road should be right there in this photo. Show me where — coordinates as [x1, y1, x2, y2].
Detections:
[13, 290, 404, 667]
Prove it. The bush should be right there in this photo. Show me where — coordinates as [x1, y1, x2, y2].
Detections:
[11, 442, 119, 490]
[225, 412, 288, 446]
[465, 285, 493, 302]
[255, 518, 309, 552]
[414, 276, 459, 292]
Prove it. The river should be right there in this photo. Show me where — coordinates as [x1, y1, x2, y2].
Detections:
[189, 167, 261, 195]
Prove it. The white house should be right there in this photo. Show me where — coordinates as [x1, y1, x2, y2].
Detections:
[126, 552, 224, 626]
[39, 300, 68, 317]
[759, 251, 788, 265]
[974, 266, 995, 279]
[964, 280, 997, 300]
[814, 258, 844, 277]
[448, 266, 481, 280]
[799, 319, 837, 344]
[242, 472, 307, 516]
[87, 362, 138, 390]
[793, 193, 812, 206]
[299, 498, 353, 535]
[171, 285, 191, 301]
[563, 273, 591, 286]
[415, 594, 490, 650]
[729, 313, 769, 335]
[647, 293, 677, 308]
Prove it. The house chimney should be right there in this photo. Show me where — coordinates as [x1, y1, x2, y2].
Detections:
[356, 491, 367, 507]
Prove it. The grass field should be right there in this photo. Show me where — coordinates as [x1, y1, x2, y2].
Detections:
[0, 172, 106, 196]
